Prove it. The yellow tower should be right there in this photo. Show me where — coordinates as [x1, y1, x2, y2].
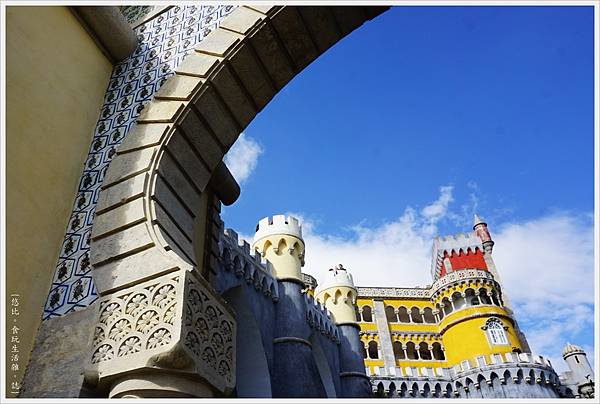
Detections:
[251, 215, 305, 282]
[433, 273, 523, 368]
[315, 264, 358, 325]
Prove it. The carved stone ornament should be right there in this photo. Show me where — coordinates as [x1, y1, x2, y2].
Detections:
[85, 269, 236, 395]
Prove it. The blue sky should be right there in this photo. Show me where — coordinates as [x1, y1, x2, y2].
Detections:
[223, 6, 595, 372]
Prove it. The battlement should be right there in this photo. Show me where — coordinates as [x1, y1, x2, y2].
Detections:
[254, 214, 303, 243]
[223, 228, 269, 269]
[431, 231, 483, 281]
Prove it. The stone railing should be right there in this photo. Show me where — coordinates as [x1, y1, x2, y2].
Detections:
[357, 287, 431, 300]
[430, 269, 497, 299]
[357, 269, 497, 301]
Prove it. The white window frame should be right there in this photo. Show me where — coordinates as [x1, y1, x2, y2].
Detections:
[482, 317, 510, 346]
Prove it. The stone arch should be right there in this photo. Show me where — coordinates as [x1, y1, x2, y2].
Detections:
[433, 383, 442, 398]
[445, 383, 453, 398]
[409, 382, 419, 398]
[399, 382, 408, 398]
[422, 382, 431, 397]
[90, 5, 388, 297]
[387, 382, 396, 398]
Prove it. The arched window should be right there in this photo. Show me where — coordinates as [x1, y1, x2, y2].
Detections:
[410, 307, 423, 323]
[465, 288, 478, 306]
[393, 341, 405, 360]
[479, 288, 492, 304]
[405, 342, 418, 360]
[423, 307, 436, 323]
[442, 297, 452, 315]
[490, 290, 500, 306]
[355, 306, 361, 322]
[432, 342, 445, 360]
[452, 291, 465, 310]
[368, 341, 379, 359]
[385, 305, 397, 323]
[419, 342, 432, 360]
[362, 305, 373, 322]
[397, 306, 410, 323]
[484, 318, 509, 345]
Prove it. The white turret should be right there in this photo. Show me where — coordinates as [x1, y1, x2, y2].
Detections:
[316, 264, 358, 325]
[252, 215, 305, 282]
[562, 342, 594, 396]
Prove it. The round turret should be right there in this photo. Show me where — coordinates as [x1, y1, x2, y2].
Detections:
[316, 264, 358, 325]
[252, 215, 305, 282]
[561, 342, 594, 396]
[562, 342, 585, 358]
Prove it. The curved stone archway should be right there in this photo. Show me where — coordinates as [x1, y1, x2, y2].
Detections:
[87, 5, 388, 398]
[91, 5, 388, 293]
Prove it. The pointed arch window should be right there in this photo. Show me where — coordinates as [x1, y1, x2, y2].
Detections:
[482, 317, 509, 345]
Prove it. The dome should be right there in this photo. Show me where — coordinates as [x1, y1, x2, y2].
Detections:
[316, 264, 355, 293]
[562, 342, 585, 357]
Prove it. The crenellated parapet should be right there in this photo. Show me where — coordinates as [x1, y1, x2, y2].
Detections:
[220, 228, 279, 302]
[303, 293, 340, 343]
[369, 352, 560, 398]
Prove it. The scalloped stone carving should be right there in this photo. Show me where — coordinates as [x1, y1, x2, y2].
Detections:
[86, 269, 236, 395]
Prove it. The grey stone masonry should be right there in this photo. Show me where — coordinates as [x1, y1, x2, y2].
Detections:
[373, 300, 396, 373]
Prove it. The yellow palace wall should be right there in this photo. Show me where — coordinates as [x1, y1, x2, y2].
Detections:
[6, 6, 113, 393]
[358, 288, 521, 374]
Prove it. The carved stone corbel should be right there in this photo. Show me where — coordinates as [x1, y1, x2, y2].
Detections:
[84, 269, 236, 398]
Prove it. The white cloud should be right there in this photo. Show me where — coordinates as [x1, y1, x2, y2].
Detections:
[224, 133, 263, 184]
[283, 188, 594, 373]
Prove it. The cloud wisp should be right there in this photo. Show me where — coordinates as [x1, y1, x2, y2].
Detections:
[224, 133, 263, 184]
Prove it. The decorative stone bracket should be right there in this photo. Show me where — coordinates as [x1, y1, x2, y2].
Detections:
[85, 269, 236, 397]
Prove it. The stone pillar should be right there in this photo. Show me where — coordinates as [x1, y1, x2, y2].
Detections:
[474, 290, 482, 305]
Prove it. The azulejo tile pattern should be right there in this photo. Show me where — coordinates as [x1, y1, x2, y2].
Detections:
[43, 5, 237, 320]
